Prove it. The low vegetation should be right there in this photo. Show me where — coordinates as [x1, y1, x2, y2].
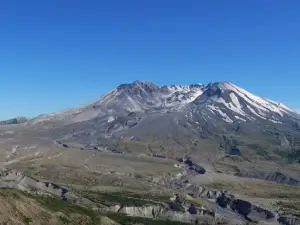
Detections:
[206, 181, 300, 201]
[103, 212, 190, 225]
[81, 190, 170, 207]
[28, 194, 96, 218]
[276, 201, 300, 217]
[0, 188, 191, 225]
[246, 143, 270, 159]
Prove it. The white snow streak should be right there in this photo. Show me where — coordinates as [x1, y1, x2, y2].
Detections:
[227, 83, 291, 116]
[107, 116, 115, 123]
[247, 105, 266, 120]
[235, 116, 247, 122]
[126, 95, 143, 111]
[207, 105, 233, 123]
[216, 96, 246, 116]
[268, 119, 282, 124]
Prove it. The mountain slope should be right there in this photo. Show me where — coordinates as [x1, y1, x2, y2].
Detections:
[29, 81, 205, 125]
[0, 116, 28, 125]
[28, 81, 300, 140]
[192, 82, 297, 124]
[29, 81, 298, 126]
[25, 81, 300, 164]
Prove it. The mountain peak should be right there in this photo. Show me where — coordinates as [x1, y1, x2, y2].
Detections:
[116, 81, 159, 92]
[132, 80, 156, 86]
[206, 81, 235, 89]
[193, 81, 294, 123]
[29, 80, 296, 127]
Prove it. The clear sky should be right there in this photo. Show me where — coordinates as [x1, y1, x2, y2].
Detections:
[0, 1, 299, 120]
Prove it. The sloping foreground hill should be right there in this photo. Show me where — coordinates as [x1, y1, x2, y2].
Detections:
[0, 188, 100, 225]
[0, 188, 190, 225]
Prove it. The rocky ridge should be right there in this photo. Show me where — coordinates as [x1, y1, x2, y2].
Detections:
[0, 116, 28, 125]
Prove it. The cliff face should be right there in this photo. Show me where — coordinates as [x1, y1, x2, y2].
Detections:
[117, 205, 216, 224]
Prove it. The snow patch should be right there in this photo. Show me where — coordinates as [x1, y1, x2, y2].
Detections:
[268, 119, 282, 124]
[207, 105, 233, 123]
[206, 107, 215, 115]
[230, 93, 240, 108]
[226, 83, 291, 116]
[235, 116, 247, 122]
[126, 95, 143, 111]
[216, 96, 246, 116]
[247, 105, 266, 120]
[107, 116, 115, 123]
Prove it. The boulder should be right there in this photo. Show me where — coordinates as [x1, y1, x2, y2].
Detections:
[217, 193, 232, 208]
[231, 199, 251, 217]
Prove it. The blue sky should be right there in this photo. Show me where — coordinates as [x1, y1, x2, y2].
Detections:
[0, 1, 299, 120]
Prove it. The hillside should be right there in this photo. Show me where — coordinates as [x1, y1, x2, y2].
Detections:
[0, 81, 299, 225]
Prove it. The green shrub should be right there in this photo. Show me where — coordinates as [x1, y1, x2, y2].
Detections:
[81, 191, 168, 207]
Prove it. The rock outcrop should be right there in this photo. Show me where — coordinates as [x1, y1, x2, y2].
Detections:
[167, 179, 278, 224]
[0, 169, 69, 199]
[278, 215, 300, 225]
[114, 205, 217, 224]
[0, 117, 28, 125]
[237, 170, 300, 186]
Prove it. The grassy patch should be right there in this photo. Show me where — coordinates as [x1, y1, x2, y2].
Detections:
[0, 188, 22, 199]
[246, 144, 270, 158]
[121, 191, 170, 202]
[25, 194, 99, 221]
[254, 186, 300, 201]
[0, 188, 190, 225]
[103, 212, 190, 225]
[58, 215, 71, 224]
[275, 149, 300, 163]
[276, 201, 300, 217]
[273, 193, 300, 199]
[81, 190, 169, 207]
[205, 182, 234, 190]
[277, 201, 300, 211]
